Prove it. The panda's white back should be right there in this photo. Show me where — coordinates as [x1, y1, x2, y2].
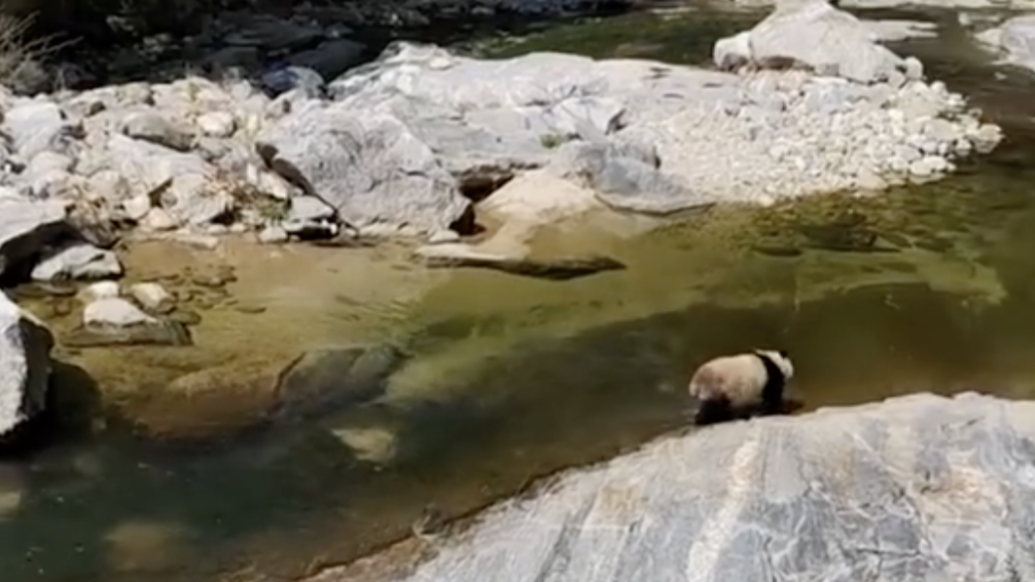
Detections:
[688, 353, 767, 408]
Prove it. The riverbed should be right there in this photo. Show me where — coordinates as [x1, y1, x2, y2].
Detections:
[4, 5, 1035, 582]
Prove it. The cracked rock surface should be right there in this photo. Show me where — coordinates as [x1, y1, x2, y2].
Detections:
[310, 392, 1035, 582]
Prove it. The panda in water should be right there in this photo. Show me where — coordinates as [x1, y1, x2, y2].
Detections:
[687, 349, 795, 426]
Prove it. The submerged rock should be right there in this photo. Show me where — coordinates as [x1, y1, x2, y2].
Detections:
[309, 392, 1035, 582]
[415, 244, 626, 281]
[104, 519, 190, 574]
[798, 223, 880, 251]
[330, 425, 398, 464]
[0, 292, 53, 441]
[272, 344, 407, 422]
[126, 344, 405, 441]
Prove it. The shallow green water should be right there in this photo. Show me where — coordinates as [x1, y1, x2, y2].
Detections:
[5, 7, 1035, 582]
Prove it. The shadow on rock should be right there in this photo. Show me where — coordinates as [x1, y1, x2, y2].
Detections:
[0, 359, 105, 457]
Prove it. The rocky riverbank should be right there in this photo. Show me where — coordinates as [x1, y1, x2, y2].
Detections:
[0, 0, 1008, 445]
[302, 392, 1035, 582]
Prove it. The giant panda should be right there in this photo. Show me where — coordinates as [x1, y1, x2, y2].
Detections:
[687, 349, 794, 426]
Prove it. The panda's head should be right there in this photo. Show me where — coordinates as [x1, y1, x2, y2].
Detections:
[754, 349, 794, 381]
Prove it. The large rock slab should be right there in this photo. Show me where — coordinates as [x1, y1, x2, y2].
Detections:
[257, 100, 470, 234]
[330, 42, 631, 187]
[308, 392, 1035, 582]
[0, 198, 70, 279]
[713, 0, 920, 85]
[0, 292, 53, 440]
[975, 15, 1035, 73]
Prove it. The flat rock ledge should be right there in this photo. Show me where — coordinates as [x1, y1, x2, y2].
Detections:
[309, 392, 1035, 582]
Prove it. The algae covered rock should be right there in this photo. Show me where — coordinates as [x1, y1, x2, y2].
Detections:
[123, 344, 406, 441]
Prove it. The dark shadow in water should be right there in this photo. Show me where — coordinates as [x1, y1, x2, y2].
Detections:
[0, 359, 104, 458]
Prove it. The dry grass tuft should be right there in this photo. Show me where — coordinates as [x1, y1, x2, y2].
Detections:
[0, 12, 63, 93]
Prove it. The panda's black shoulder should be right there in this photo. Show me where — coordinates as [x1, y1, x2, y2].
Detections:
[752, 351, 786, 381]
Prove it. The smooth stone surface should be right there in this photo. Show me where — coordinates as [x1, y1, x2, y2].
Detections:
[0, 292, 53, 439]
[307, 392, 1035, 582]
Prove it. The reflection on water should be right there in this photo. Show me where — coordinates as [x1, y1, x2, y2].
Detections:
[5, 8, 1035, 582]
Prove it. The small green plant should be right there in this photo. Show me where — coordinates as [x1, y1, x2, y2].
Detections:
[254, 196, 289, 223]
[540, 132, 570, 149]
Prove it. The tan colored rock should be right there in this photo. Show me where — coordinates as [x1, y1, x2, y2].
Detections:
[478, 169, 602, 227]
[330, 425, 398, 464]
[104, 519, 190, 573]
[126, 355, 299, 440]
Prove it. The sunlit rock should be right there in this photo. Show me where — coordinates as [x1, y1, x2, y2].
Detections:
[0, 292, 53, 441]
[307, 392, 1035, 582]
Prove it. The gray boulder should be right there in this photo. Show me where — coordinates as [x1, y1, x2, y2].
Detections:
[2, 100, 79, 161]
[314, 392, 1035, 582]
[256, 100, 469, 234]
[119, 110, 194, 152]
[286, 39, 367, 82]
[0, 292, 52, 439]
[329, 42, 627, 186]
[975, 15, 1035, 72]
[0, 198, 70, 279]
[999, 16, 1035, 68]
[261, 66, 326, 99]
[714, 0, 917, 85]
[548, 139, 711, 214]
[31, 243, 123, 281]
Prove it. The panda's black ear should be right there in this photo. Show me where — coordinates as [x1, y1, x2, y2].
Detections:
[778, 350, 789, 359]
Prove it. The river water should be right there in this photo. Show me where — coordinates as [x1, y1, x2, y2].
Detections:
[5, 6, 1035, 582]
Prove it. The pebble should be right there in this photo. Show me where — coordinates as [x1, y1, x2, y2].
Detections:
[191, 274, 228, 288]
[78, 281, 121, 304]
[129, 282, 175, 312]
